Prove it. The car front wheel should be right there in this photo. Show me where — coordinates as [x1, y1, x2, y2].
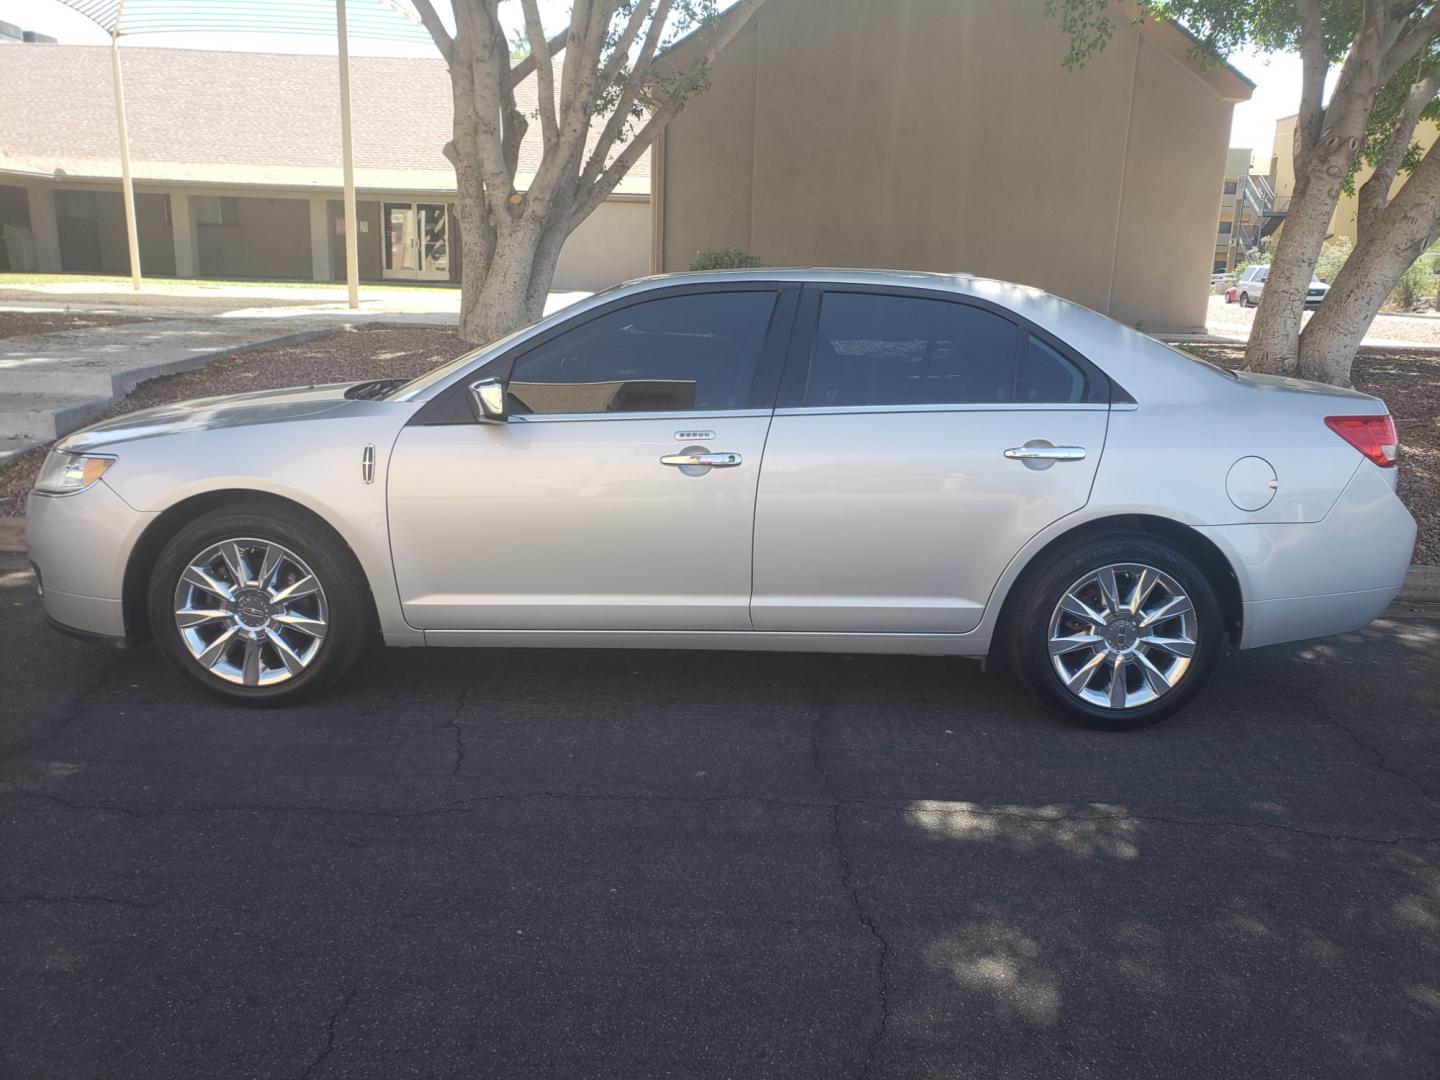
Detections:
[1007, 536, 1224, 731]
[147, 503, 371, 703]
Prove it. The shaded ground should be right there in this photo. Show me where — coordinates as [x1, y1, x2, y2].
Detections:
[1177, 343, 1440, 564]
[0, 311, 152, 338]
[0, 324, 470, 516]
[1, 555, 1437, 1079]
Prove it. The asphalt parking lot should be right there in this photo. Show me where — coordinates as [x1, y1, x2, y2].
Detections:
[1, 554, 1437, 1079]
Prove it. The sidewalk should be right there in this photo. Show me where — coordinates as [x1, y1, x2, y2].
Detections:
[0, 285, 590, 460]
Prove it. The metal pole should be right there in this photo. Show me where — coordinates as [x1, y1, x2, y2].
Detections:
[337, 0, 360, 309]
[110, 7, 141, 291]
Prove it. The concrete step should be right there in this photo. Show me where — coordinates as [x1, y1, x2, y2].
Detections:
[0, 366, 119, 398]
[0, 394, 110, 441]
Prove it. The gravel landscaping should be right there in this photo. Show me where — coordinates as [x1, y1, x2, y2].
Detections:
[0, 323, 470, 516]
[1, 323, 1436, 565]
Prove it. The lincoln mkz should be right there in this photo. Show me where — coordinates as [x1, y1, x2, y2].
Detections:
[27, 270, 1415, 730]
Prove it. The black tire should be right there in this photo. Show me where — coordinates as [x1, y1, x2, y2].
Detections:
[1239, 292, 1251, 308]
[1006, 534, 1224, 732]
[147, 502, 372, 704]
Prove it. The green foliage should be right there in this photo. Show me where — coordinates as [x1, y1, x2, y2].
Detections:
[1389, 259, 1438, 310]
[1313, 236, 1354, 283]
[689, 248, 766, 271]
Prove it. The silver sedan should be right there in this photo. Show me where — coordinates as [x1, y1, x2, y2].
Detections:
[26, 270, 1416, 730]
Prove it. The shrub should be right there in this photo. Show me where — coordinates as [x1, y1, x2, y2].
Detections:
[1389, 261, 1436, 311]
[1313, 236, 1353, 283]
[689, 248, 765, 271]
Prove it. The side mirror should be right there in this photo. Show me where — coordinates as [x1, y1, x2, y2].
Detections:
[467, 378, 508, 424]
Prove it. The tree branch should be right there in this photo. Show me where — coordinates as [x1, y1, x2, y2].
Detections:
[582, 0, 674, 189]
[1380, 4, 1440, 86]
[573, 0, 770, 213]
[1358, 66, 1440, 235]
[1295, 0, 1328, 157]
[410, 0, 453, 64]
[520, 0, 559, 148]
[595, 0, 660, 95]
[509, 29, 569, 88]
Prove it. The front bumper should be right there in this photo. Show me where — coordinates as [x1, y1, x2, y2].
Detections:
[1197, 463, 1416, 650]
[26, 481, 156, 641]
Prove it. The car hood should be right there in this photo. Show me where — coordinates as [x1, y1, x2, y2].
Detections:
[58, 383, 358, 452]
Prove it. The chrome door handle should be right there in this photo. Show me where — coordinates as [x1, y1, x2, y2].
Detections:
[1004, 445, 1086, 462]
[660, 452, 743, 468]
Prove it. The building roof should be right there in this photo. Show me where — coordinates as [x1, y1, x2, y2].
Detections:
[0, 44, 650, 195]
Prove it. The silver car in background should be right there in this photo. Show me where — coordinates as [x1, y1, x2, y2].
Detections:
[27, 270, 1415, 730]
[1234, 264, 1330, 308]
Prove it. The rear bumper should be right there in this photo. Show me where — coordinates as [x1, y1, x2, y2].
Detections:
[27, 482, 154, 642]
[1196, 463, 1416, 650]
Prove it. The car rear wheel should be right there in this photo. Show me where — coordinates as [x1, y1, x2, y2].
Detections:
[1007, 535, 1224, 731]
[147, 503, 371, 704]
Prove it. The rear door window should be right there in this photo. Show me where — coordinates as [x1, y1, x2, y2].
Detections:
[803, 293, 1019, 407]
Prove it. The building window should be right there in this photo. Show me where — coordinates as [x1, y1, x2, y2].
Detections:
[193, 195, 239, 226]
[1218, 221, 1232, 234]
[56, 191, 97, 220]
[1223, 180, 1238, 195]
[1214, 260, 1228, 275]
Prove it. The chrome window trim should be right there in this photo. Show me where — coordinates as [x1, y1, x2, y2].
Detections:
[508, 408, 774, 425]
[772, 402, 1111, 418]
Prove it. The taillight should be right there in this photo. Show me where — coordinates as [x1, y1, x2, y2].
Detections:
[1324, 414, 1398, 467]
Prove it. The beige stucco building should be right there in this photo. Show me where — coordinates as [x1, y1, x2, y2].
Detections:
[654, 0, 1253, 332]
[0, 44, 650, 291]
[1267, 113, 1440, 243]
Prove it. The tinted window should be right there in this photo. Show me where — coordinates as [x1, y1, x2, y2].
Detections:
[508, 291, 778, 414]
[1019, 335, 1088, 403]
[804, 293, 1018, 407]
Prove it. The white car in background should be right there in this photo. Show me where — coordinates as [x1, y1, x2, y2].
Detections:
[1233, 265, 1330, 308]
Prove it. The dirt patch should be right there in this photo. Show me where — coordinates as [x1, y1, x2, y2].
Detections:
[1174, 343, 1439, 565]
[0, 324, 470, 516]
[0, 311, 154, 338]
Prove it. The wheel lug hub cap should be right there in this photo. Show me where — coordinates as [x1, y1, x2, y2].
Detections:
[232, 588, 272, 628]
[1104, 614, 1140, 652]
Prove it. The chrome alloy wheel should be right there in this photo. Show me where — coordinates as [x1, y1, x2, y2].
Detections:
[1047, 563, 1198, 711]
[172, 538, 329, 687]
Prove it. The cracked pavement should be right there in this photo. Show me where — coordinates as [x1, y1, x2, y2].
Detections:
[1, 555, 1437, 1078]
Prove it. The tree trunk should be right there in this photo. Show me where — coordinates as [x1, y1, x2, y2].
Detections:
[458, 217, 547, 344]
[1245, 124, 1372, 375]
[1297, 149, 1440, 385]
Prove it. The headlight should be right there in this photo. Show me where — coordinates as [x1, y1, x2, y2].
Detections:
[33, 450, 116, 495]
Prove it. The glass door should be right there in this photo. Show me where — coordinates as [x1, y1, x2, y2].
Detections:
[417, 203, 449, 280]
[383, 202, 450, 281]
[383, 203, 418, 278]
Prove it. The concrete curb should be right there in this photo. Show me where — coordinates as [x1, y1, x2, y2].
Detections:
[0, 516, 22, 554]
[1401, 563, 1440, 603]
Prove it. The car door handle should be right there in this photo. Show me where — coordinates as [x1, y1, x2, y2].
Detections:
[1003, 445, 1087, 462]
[660, 452, 743, 468]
